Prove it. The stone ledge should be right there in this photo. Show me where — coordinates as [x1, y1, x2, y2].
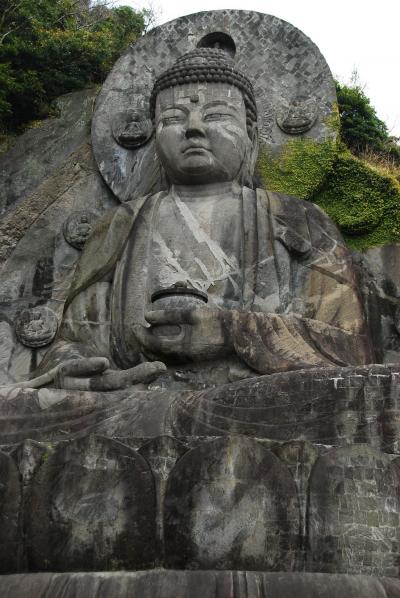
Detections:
[1, 364, 400, 448]
[0, 570, 398, 598]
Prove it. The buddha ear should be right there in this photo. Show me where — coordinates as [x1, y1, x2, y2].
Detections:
[242, 122, 259, 187]
[248, 122, 259, 174]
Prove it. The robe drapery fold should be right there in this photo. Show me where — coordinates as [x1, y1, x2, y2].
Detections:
[37, 188, 373, 378]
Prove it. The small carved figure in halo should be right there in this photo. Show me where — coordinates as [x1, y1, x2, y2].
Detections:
[112, 109, 153, 149]
[276, 96, 318, 135]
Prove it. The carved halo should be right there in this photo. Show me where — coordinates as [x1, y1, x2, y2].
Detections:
[92, 10, 337, 203]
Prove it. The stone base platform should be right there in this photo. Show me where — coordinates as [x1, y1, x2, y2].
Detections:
[1, 364, 400, 448]
[0, 570, 400, 598]
[2, 365, 400, 578]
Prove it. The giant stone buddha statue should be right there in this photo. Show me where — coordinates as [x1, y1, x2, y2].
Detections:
[4, 13, 400, 597]
[35, 48, 372, 391]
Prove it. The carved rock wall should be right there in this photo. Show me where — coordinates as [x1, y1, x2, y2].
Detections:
[0, 89, 98, 215]
[354, 245, 400, 364]
[0, 88, 117, 385]
[2, 421, 400, 578]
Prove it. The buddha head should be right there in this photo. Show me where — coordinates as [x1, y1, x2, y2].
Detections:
[150, 48, 259, 187]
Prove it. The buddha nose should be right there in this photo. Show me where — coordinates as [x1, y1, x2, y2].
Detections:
[185, 111, 206, 138]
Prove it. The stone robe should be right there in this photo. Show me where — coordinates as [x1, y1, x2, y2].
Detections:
[37, 187, 373, 386]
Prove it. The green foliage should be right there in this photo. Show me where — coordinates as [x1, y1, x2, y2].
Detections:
[312, 148, 400, 249]
[336, 81, 400, 163]
[256, 82, 400, 251]
[256, 137, 338, 200]
[0, 62, 14, 116]
[0, 0, 146, 130]
[256, 114, 400, 249]
[93, 6, 145, 54]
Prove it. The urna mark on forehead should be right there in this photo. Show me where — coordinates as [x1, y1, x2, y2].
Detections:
[155, 82, 245, 116]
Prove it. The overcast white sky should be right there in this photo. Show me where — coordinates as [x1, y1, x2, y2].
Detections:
[117, 0, 400, 137]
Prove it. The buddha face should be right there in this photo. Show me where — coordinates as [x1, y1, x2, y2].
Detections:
[155, 82, 254, 185]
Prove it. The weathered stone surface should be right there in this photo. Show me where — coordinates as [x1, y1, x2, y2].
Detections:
[0, 365, 399, 448]
[11, 439, 50, 487]
[25, 435, 156, 571]
[0, 88, 98, 214]
[354, 245, 400, 364]
[0, 141, 117, 384]
[0, 451, 22, 573]
[380, 577, 400, 598]
[139, 436, 188, 563]
[308, 445, 400, 577]
[164, 436, 300, 571]
[272, 441, 319, 568]
[0, 571, 397, 598]
[1, 382, 400, 577]
[169, 364, 399, 449]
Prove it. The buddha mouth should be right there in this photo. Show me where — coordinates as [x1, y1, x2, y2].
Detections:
[151, 286, 208, 303]
[182, 143, 211, 154]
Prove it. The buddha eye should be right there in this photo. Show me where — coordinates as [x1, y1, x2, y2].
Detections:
[203, 113, 232, 122]
[161, 113, 186, 125]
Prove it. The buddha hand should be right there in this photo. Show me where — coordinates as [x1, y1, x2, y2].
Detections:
[133, 308, 234, 362]
[53, 357, 167, 391]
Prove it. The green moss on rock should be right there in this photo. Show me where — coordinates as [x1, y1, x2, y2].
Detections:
[312, 150, 400, 249]
[257, 137, 338, 200]
[257, 128, 400, 250]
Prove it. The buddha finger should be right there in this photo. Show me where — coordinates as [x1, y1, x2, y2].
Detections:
[91, 362, 167, 390]
[54, 357, 110, 387]
[144, 309, 194, 325]
[134, 324, 176, 346]
[133, 324, 186, 357]
[57, 357, 110, 379]
[58, 376, 93, 391]
[61, 362, 167, 391]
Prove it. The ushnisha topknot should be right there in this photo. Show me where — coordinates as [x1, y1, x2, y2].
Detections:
[150, 48, 258, 135]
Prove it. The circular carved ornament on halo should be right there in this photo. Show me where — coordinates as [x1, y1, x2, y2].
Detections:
[91, 10, 338, 203]
[63, 211, 97, 250]
[112, 109, 153, 149]
[276, 96, 318, 135]
[15, 307, 58, 348]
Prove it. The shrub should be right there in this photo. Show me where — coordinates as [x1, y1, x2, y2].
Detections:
[0, 0, 146, 131]
[336, 81, 400, 163]
[313, 147, 400, 249]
